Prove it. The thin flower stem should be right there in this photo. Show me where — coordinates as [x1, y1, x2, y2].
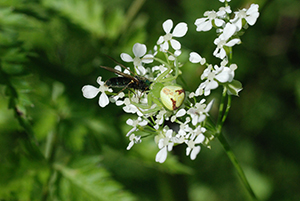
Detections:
[121, 0, 145, 33]
[216, 87, 227, 132]
[220, 92, 231, 129]
[214, 83, 257, 199]
[216, 87, 257, 200]
[217, 133, 258, 201]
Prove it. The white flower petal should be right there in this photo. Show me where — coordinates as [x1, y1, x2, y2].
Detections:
[162, 19, 173, 34]
[82, 85, 99, 99]
[127, 141, 134, 150]
[116, 100, 124, 106]
[174, 50, 181, 56]
[246, 13, 259, 26]
[139, 120, 148, 126]
[233, 18, 242, 31]
[214, 18, 225, 27]
[196, 20, 212, 32]
[197, 114, 206, 123]
[207, 80, 218, 90]
[194, 18, 206, 26]
[226, 38, 241, 47]
[114, 65, 122, 72]
[189, 52, 202, 63]
[120, 53, 133, 62]
[176, 108, 186, 117]
[126, 127, 136, 137]
[246, 4, 259, 17]
[186, 146, 191, 156]
[205, 99, 214, 113]
[204, 89, 211, 96]
[215, 70, 231, 83]
[170, 39, 181, 50]
[161, 41, 169, 51]
[136, 65, 146, 75]
[194, 134, 205, 143]
[132, 43, 147, 57]
[155, 147, 167, 163]
[99, 92, 110, 107]
[221, 23, 237, 40]
[142, 54, 154, 63]
[96, 76, 104, 85]
[191, 115, 198, 126]
[172, 22, 188, 37]
[190, 146, 201, 160]
[157, 36, 164, 45]
[126, 118, 134, 126]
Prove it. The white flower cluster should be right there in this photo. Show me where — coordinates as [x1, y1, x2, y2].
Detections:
[82, 1, 259, 163]
[194, 3, 259, 59]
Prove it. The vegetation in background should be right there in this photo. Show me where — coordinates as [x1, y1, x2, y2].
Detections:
[0, 0, 300, 200]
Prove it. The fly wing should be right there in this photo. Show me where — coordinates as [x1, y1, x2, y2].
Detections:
[105, 55, 135, 75]
[100, 66, 139, 82]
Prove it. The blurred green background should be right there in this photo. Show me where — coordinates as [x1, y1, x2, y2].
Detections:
[0, 0, 299, 200]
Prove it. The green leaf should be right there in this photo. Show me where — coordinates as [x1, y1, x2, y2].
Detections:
[226, 79, 243, 96]
[43, 0, 106, 37]
[54, 156, 136, 201]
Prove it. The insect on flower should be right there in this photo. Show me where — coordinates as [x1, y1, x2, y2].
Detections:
[160, 85, 185, 110]
[100, 62, 152, 93]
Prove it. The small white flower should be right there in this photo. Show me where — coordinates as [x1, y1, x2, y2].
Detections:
[155, 129, 174, 163]
[213, 23, 241, 59]
[176, 118, 192, 143]
[157, 19, 188, 51]
[188, 99, 214, 126]
[110, 92, 125, 104]
[218, 6, 232, 18]
[152, 64, 168, 78]
[127, 134, 142, 150]
[171, 108, 186, 122]
[195, 65, 218, 96]
[154, 109, 168, 126]
[120, 43, 154, 75]
[196, 61, 237, 96]
[189, 52, 206, 65]
[185, 126, 206, 160]
[230, 4, 259, 31]
[82, 76, 113, 107]
[168, 49, 182, 61]
[122, 98, 143, 116]
[186, 140, 201, 160]
[126, 117, 148, 137]
[195, 10, 225, 32]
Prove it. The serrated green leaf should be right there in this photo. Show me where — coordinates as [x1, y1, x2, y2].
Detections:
[54, 157, 136, 201]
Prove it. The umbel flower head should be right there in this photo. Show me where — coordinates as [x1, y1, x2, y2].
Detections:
[81, 2, 259, 163]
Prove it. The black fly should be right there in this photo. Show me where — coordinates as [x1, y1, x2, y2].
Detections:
[100, 64, 152, 92]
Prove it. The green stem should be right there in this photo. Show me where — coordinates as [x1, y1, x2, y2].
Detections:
[121, 0, 146, 33]
[216, 87, 257, 200]
[217, 133, 258, 200]
[216, 87, 227, 132]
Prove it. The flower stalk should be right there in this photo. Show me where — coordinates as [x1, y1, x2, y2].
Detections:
[217, 132, 258, 200]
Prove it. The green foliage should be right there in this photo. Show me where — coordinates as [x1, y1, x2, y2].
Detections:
[0, 0, 300, 200]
